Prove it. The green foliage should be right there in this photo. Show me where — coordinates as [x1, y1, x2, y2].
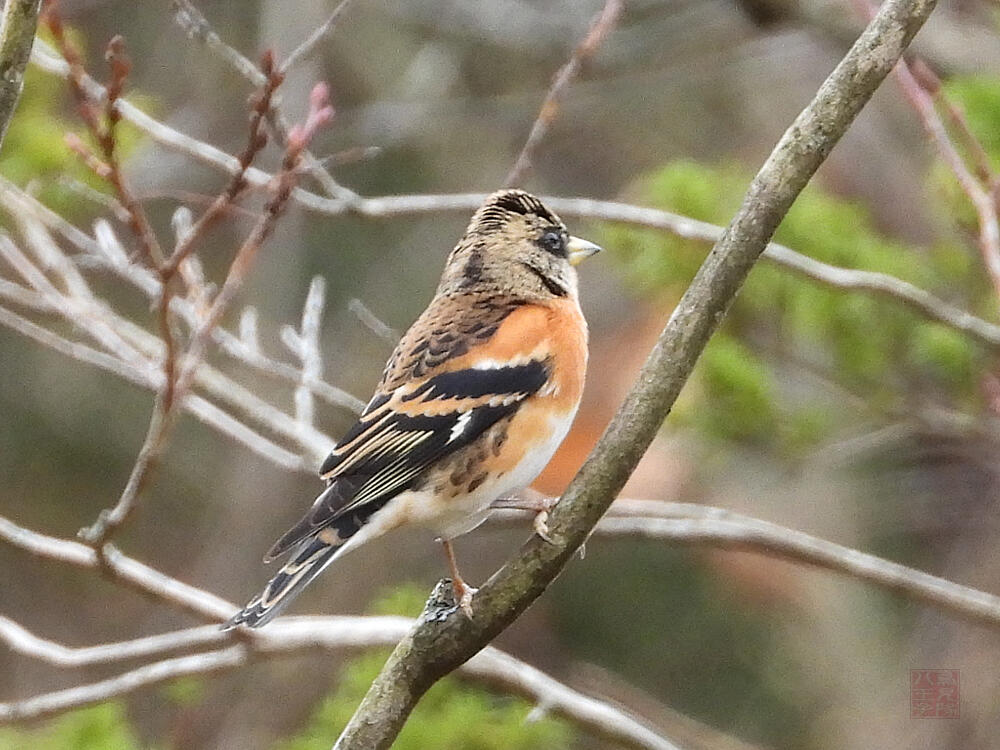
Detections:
[0, 27, 151, 218]
[942, 75, 1000, 169]
[275, 585, 572, 750]
[553, 544, 813, 749]
[606, 160, 987, 455]
[926, 75, 1000, 232]
[0, 703, 144, 750]
[159, 676, 207, 707]
[275, 651, 570, 750]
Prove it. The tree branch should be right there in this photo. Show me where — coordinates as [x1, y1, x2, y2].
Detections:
[0, 0, 40, 149]
[503, 0, 624, 187]
[29, 39, 999, 357]
[0, 610, 674, 749]
[594, 501, 1000, 630]
[331, 0, 938, 745]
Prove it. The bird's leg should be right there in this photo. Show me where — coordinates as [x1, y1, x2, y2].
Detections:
[491, 491, 558, 544]
[440, 539, 477, 618]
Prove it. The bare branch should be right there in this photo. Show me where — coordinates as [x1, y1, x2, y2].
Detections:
[596, 500, 1000, 629]
[169, 0, 359, 203]
[28, 36, 1000, 357]
[0, 0, 41, 148]
[333, 0, 938, 743]
[347, 298, 399, 344]
[170, 0, 263, 84]
[0, 613, 674, 750]
[895, 59, 1000, 297]
[282, 275, 326, 429]
[0, 298, 311, 470]
[504, 0, 624, 187]
[0, 618, 230, 667]
[0, 647, 248, 723]
[279, 0, 357, 74]
[0, 513, 233, 621]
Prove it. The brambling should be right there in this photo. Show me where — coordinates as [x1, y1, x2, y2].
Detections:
[226, 189, 601, 628]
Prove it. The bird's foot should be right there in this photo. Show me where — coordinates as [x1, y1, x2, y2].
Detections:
[492, 493, 558, 544]
[532, 510, 555, 544]
[451, 577, 478, 619]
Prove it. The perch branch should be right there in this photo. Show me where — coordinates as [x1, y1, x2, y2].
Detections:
[331, 0, 938, 746]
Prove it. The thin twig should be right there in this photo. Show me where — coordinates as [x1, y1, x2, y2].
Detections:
[176, 83, 334, 396]
[29, 37, 1000, 352]
[847, 0, 1000, 299]
[895, 59, 1000, 298]
[504, 0, 624, 187]
[282, 275, 326, 429]
[170, 0, 359, 203]
[73, 61, 331, 546]
[23, 39, 998, 352]
[908, 59, 996, 189]
[162, 50, 282, 278]
[0, 176, 364, 414]
[348, 298, 399, 344]
[279, 0, 356, 74]
[170, 0, 263, 84]
[0, 647, 249, 723]
[0, 615, 672, 750]
[0, 515, 233, 621]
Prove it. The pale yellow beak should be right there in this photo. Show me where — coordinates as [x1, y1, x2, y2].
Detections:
[567, 236, 603, 266]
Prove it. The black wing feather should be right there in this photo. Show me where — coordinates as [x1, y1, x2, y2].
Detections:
[268, 361, 550, 559]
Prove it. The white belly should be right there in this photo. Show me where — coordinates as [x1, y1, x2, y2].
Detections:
[402, 407, 578, 540]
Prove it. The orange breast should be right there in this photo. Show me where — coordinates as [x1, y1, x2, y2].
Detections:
[443, 299, 588, 414]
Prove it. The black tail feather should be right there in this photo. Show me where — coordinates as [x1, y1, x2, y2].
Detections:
[224, 537, 343, 629]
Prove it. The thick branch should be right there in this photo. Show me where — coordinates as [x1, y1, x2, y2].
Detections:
[332, 0, 937, 746]
[0, 0, 40, 148]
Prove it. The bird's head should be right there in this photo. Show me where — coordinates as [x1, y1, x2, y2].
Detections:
[438, 189, 602, 300]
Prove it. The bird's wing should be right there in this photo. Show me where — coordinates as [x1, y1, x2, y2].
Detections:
[266, 302, 556, 561]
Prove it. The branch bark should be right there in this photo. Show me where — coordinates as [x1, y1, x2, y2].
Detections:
[0, 0, 40, 149]
[331, 0, 938, 746]
[30, 39, 999, 357]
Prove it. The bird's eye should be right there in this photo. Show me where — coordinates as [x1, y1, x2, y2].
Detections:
[539, 230, 566, 257]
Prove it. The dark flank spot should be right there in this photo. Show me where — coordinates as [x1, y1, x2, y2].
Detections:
[492, 431, 507, 456]
[467, 474, 487, 493]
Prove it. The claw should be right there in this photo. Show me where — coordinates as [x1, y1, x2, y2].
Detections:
[453, 579, 478, 619]
[441, 539, 477, 619]
[533, 510, 555, 544]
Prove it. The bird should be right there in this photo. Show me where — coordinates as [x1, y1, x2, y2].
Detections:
[225, 189, 601, 628]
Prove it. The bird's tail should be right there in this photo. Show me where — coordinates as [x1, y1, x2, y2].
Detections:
[223, 535, 347, 629]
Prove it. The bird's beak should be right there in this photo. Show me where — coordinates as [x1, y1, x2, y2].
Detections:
[567, 236, 603, 266]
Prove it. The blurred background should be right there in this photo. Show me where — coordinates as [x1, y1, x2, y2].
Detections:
[2, 0, 1000, 748]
